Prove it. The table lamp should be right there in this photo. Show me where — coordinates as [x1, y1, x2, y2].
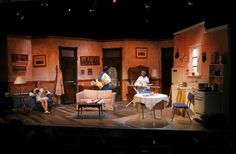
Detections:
[151, 68, 160, 80]
[151, 69, 160, 93]
[14, 76, 26, 94]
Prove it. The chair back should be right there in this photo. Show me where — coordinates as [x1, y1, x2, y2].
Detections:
[187, 92, 194, 107]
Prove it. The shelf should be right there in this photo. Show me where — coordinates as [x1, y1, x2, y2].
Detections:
[187, 75, 201, 78]
[210, 75, 223, 77]
[210, 64, 224, 65]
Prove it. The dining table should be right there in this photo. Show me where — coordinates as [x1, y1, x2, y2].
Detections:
[133, 93, 169, 119]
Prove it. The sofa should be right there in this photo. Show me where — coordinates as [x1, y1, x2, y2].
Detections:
[76, 90, 116, 111]
[28, 94, 53, 112]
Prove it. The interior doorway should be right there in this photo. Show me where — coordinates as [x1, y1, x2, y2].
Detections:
[59, 46, 78, 104]
[103, 48, 122, 101]
[161, 47, 173, 95]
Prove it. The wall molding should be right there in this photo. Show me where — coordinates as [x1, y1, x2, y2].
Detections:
[204, 24, 228, 34]
[174, 21, 205, 35]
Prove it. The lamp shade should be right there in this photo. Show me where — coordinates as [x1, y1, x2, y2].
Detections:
[14, 76, 26, 84]
[151, 68, 160, 79]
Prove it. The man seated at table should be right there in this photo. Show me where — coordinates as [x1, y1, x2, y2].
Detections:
[134, 70, 150, 94]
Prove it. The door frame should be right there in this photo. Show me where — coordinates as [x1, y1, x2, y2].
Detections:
[102, 47, 122, 101]
[161, 47, 173, 95]
[59, 46, 78, 104]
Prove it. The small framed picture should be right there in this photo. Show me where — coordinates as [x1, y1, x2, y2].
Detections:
[88, 68, 92, 75]
[33, 55, 46, 67]
[81, 69, 85, 75]
[11, 54, 28, 65]
[136, 47, 148, 58]
[12, 65, 27, 72]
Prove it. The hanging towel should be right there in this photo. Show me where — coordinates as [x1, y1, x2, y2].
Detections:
[55, 65, 64, 96]
[176, 88, 186, 116]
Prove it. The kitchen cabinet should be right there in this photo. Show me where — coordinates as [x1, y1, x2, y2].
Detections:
[209, 64, 224, 91]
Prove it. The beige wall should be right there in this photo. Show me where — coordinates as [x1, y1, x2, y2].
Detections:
[7, 36, 32, 82]
[7, 36, 173, 100]
[102, 39, 173, 100]
[31, 37, 103, 82]
[173, 22, 228, 84]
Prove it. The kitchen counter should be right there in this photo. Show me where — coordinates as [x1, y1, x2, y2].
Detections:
[197, 90, 223, 94]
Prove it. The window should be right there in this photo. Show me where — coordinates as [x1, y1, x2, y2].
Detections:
[190, 46, 200, 76]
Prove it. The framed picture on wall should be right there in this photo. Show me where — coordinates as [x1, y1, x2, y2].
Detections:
[88, 68, 92, 75]
[33, 55, 46, 67]
[12, 65, 27, 72]
[81, 69, 85, 75]
[136, 47, 148, 58]
[11, 54, 28, 64]
[80, 56, 100, 66]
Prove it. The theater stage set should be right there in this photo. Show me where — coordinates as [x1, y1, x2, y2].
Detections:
[0, 0, 234, 154]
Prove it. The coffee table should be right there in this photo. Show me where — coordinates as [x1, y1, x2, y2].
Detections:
[77, 100, 103, 118]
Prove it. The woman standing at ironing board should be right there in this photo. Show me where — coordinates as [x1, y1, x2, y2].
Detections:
[134, 70, 150, 93]
[96, 66, 111, 90]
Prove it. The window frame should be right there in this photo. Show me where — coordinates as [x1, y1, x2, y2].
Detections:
[189, 45, 201, 76]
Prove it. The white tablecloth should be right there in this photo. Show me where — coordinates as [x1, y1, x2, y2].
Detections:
[133, 93, 169, 110]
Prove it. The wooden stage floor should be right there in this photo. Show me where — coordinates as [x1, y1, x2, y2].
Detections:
[0, 101, 206, 131]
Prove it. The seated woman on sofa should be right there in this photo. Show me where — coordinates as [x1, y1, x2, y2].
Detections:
[34, 89, 50, 114]
[32, 81, 50, 113]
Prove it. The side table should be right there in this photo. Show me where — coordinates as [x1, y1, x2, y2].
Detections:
[12, 93, 31, 111]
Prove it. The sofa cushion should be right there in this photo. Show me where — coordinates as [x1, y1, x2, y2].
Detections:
[83, 90, 98, 99]
[97, 90, 112, 99]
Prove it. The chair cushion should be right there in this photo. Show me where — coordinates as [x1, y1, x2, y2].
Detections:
[173, 103, 188, 108]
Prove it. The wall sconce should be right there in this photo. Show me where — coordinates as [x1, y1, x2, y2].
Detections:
[202, 52, 207, 63]
[175, 48, 180, 59]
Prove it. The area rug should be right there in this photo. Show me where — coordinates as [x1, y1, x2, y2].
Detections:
[125, 118, 169, 128]
[66, 111, 108, 119]
[113, 114, 169, 128]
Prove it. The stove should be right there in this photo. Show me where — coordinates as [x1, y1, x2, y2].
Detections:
[193, 90, 223, 120]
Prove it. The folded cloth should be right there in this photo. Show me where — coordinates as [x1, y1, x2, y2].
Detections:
[97, 99, 105, 108]
[29, 92, 35, 96]
[86, 99, 102, 104]
[95, 79, 104, 89]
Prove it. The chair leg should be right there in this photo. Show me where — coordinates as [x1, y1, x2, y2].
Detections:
[125, 100, 133, 108]
[171, 108, 176, 121]
[153, 108, 156, 119]
[185, 109, 192, 122]
[141, 104, 144, 119]
[160, 109, 163, 119]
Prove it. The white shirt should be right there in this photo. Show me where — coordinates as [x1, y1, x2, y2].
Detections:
[134, 76, 150, 86]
